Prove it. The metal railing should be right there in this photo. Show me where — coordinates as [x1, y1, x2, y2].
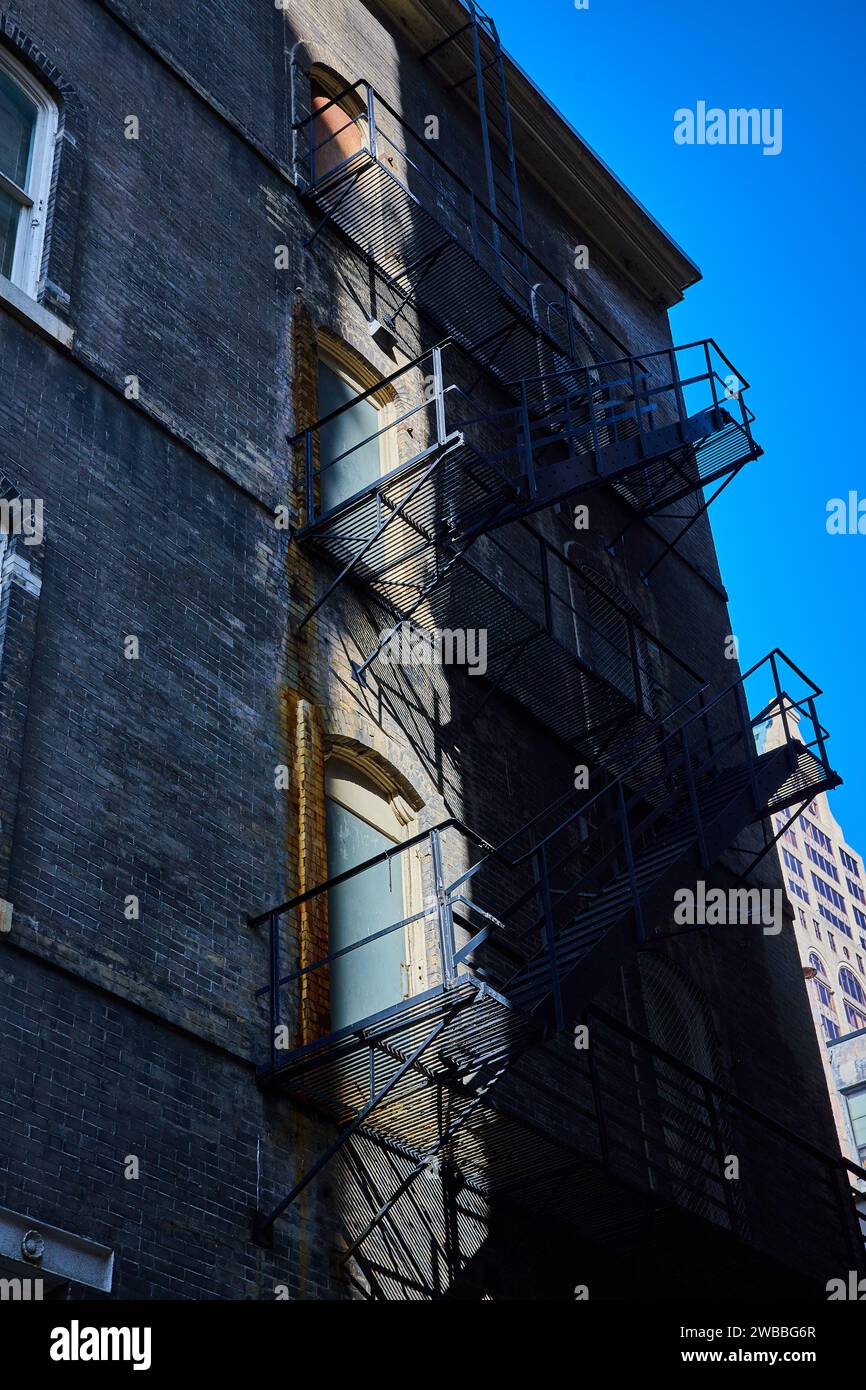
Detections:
[513, 337, 758, 487]
[251, 651, 836, 1059]
[291, 338, 758, 548]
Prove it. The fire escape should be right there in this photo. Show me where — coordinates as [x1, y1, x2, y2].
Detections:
[252, 2, 866, 1292]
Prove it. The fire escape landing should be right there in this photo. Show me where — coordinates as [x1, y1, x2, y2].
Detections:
[249, 655, 865, 1291]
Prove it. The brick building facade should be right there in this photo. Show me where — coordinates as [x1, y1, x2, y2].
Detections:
[0, 0, 862, 1300]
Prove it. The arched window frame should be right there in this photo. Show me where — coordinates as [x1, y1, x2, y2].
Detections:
[808, 951, 827, 976]
[307, 63, 368, 185]
[324, 749, 427, 1007]
[312, 328, 399, 518]
[839, 965, 866, 1006]
[0, 46, 58, 297]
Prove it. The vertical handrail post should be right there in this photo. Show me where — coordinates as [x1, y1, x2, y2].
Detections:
[807, 695, 830, 774]
[704, 339, 721, 417]
[430, 828, 456, 986]
[432, 345, 447, 445]
[366, 85, 377, 160]
[669, 346, 687, 438]
[770, 651, 792, 749]
[734, 681, 761, 810]
[539, 537, 553, 635]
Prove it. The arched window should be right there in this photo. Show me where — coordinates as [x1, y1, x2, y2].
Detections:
[839, 966, 866, 1005]
[809, 951, 826, 976]
[324, 754, 421, 1031]
[315, 331, 396, 516]
[0, 48, 57, 294]
[309, 66, 367, 183]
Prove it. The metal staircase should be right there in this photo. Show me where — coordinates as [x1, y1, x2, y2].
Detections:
[248, 652, 863, 1286]
[292, 0, 631, 388]
[292, 340, 759, 737]
[275, 1, 856, 1296]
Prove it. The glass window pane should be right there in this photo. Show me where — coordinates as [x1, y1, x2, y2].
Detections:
[325, 797, 404, 1031]
[318, 361, 382, 514]
[0, 185, 21, 279]
[847, 1088, 866, 1121]
[0, 69, 36, 188]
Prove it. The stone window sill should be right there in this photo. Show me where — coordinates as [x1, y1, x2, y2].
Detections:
[0, 272, 74, 348]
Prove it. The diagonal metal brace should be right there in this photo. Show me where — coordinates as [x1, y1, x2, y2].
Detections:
[252, 1008, 461, 1245]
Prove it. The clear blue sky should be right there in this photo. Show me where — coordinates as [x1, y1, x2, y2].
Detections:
[490, 0, 866, 847]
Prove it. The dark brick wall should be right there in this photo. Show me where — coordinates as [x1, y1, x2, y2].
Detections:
[0, 0, 851, 1300]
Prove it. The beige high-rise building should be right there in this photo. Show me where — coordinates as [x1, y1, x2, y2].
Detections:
[759, 707, 866, 1170]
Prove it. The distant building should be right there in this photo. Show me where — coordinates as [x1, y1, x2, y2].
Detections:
[760, 707, 866, 1173]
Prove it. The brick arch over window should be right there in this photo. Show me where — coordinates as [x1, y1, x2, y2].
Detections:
[321, 709, 429, 819]
[288, 44, 367, 185]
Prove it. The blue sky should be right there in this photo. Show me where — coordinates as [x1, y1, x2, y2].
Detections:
[490, 0, 866, 847]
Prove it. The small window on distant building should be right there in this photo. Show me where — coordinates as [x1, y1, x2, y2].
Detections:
[0, 50, 57, 295]
[845, 1085, 866, 1164]
[840, 848, 860, 877]
[844, 1002, 866, 1031]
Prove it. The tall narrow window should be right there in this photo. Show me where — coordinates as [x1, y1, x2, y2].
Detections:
[324, 757, 418, 1032]
[845, 1086, 866, 1164]
[316, 338, 395, 517]
[0, 52, 56, 295]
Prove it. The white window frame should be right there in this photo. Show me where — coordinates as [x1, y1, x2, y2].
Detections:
[0, 47, 57, 298]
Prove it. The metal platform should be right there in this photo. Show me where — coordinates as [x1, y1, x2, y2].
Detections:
[249, 652, 846, 1261]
